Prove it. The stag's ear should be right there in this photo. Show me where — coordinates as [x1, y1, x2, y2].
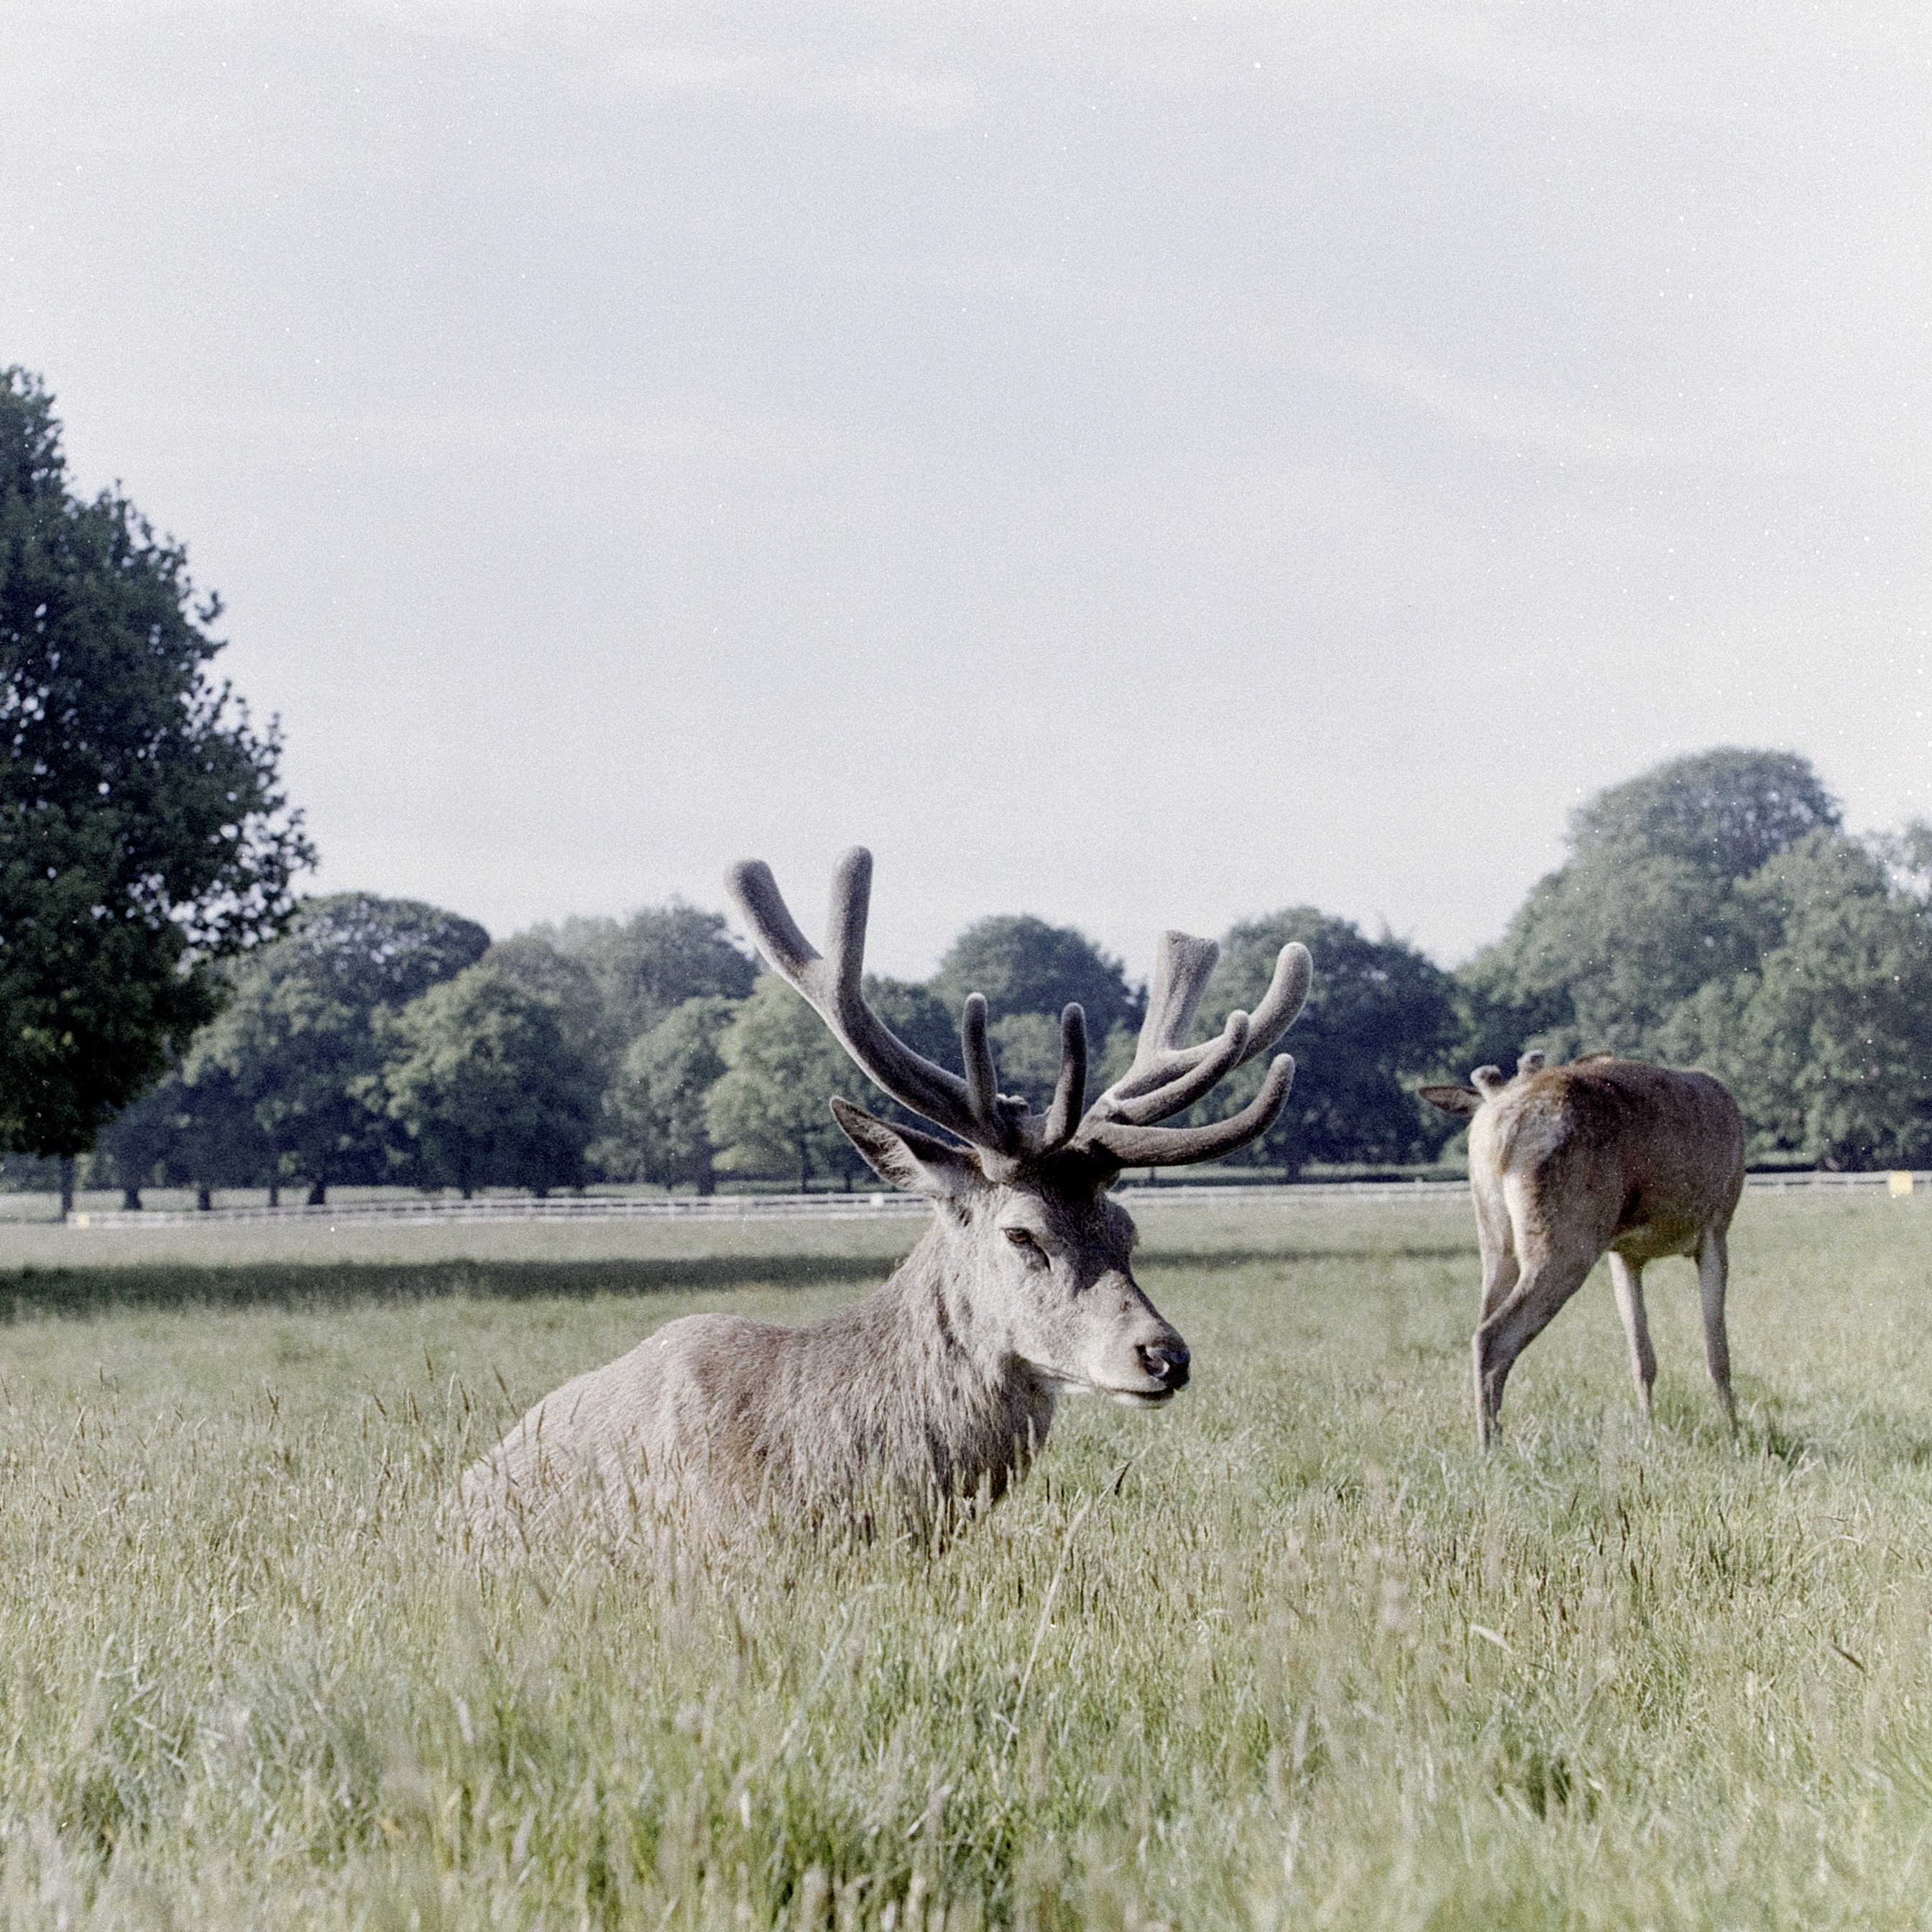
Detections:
[829, 1098, 982, 1206]
[1417, 1084, 1481, 1118]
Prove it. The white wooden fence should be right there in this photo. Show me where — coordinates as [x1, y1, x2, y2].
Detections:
[56, 1168, 1929, 1230]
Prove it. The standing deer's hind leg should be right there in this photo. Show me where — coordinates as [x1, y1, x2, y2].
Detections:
[1473, 1246, 1596, 1448]
[1697, 1227, 1736, 1435]
[1469, 1192, 1520, 1445]
[1607, 1254, 1656, 1421]
[1478, 1242, 1521, 1323]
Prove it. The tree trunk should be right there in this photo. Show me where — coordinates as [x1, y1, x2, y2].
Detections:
[842, 1166, 852, 1192]
[696, 1149, 716, 1197]
[267, 1182, 280, 1208]
[121, 1186, 142, 1211]
[799, 1150, 810, 1193]
[306, 1179, 327, 1207]
[59, 1157, 75, 1219]
[197, 1184, 212, 1212]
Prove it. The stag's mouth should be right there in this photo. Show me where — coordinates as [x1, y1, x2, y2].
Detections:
[1100, 1384, 1179, 1408]
[1042, 1373, 1178, 1407]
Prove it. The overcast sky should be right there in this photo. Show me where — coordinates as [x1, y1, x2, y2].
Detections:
[4, 2, 1928, 980]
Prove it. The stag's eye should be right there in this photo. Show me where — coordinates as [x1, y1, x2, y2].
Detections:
[1003, 1227, 1048, 1267]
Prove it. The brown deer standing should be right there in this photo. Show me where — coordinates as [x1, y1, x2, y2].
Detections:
[1420, 1050, 1745, 1447]
[464, 848, 1311, 1551]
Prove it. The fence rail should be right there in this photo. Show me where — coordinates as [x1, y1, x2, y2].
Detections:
[55, 1167, 1930, 1231]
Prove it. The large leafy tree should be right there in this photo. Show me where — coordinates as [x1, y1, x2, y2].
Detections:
[1190, 910, 1457, 1174]
[601, 994, 740, 1192]
[1460, 748, 1843, 1062]
[1659, 830, 1932, 1168]
[0, 369, 312, 1188]
[90, 1070, 188, 1210]
[93, 1060, 275, 1209]
[1569, 748, 1839, 878]
[931, 915, 1139, 1044]
[537, 904, 757, 1053]
[169, 1060, 276, 1205]
[705, 975, 871, 1190]
[605, 976, 954, 1192]
[185, 893, 488, 1202]
[482, 932, 606, 1067]
[378, 964, 601, 1197]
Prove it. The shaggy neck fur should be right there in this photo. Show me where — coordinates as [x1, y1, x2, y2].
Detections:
[746, 1212, 1056, 1527]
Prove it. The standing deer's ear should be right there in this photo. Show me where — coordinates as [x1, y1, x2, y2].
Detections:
[1417, 1084, 1482, 1118]
[829, 1098, 983, 1207]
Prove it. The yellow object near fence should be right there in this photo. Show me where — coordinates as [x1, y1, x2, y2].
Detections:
[1890, 1172, 1915, 1197]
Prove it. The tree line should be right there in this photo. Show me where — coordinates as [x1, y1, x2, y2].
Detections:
[68, 742, 1932, 1204]
[61, 896, 1455, 1202]
[7, 367, 1932, 1202]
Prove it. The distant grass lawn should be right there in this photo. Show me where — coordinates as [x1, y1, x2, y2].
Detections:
[4, 1194, 1932, 1927]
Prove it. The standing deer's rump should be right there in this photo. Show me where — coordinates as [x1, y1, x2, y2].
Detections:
[463, 848, 1311, 1553]
[1420, 1051, 1745, 1447]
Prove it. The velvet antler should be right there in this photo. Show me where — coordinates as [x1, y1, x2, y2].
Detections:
[1071, 929, 1311, 1169]
[728, 850, 1311, 1174]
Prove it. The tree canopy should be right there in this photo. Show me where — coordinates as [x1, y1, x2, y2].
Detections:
[482, 932, 605, 1065]
[1657, 829, 1932, 1168]
[1193, 910, 1457, 1174]
[931, 915, 1138, 1043]
[54, 741, 1932, 1200]
[1569, 747, 1841, 879]
[0, 369, 312, 1160]
[705, 976, 871, 1190]
[1460, 748, 1844, 1062]
[602, 995, 739, 1193]
[379, 963, 601, 1197]
[538, 904, 756, 1051]
[185, 893, 488, 1201]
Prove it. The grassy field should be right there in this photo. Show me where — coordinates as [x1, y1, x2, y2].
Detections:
[4, 1193, 1932, 1928]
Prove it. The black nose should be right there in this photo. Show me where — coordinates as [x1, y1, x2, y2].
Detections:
[1138, 1338, 1191, 1389]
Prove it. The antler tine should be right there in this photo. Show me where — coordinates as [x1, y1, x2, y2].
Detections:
[961, 994, 999, 1124]
[1146, 932, 1221, 1054]
[1088, 925, 1281, 1132]
[1087, 931, 1225, 1116]
[1039, 1004, 1088, 1148]
[1082, 1054, 1296, 1170]
[1236, 943, 1312, 1068]
[1103, 1011, 1251, 1129]
[727, 849, 1004, 1151]
[727, 859, 822, 982]
[822, 846, 873, 1006]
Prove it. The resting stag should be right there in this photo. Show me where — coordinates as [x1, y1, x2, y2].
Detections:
[1420, 1050, 1745, 1447]
[464, 848, 1311, 1552]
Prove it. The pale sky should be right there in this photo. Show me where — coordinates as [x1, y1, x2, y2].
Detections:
[4, 2, 1928, 980]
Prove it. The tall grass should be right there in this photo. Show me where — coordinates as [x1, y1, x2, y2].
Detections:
[4, 1196, 1932, 1927]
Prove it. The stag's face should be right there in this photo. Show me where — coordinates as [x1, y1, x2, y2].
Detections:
[830, 1099, 1192, 1406]
[977, 1171, 1191, 1407]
